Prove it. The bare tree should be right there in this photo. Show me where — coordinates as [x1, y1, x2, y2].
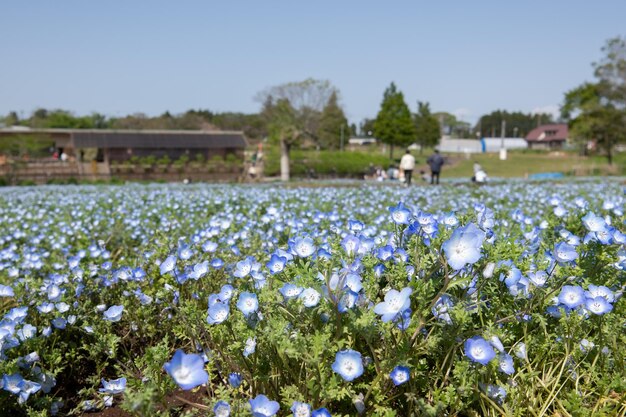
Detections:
[256, 78, 337, 181]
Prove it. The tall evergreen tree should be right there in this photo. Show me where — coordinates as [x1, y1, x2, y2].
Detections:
[414, 101, 441, 154]
[318, 91, 349, 150]
[374, 83, 416, 159]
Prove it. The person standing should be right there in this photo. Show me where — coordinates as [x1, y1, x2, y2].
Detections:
[427, 149, 444, 185]
[399, 149, 416, 185]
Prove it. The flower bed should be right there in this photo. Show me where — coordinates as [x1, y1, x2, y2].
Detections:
[0, 180, 624, 416]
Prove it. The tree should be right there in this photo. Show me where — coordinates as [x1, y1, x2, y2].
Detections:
[562, 36, 626, 164]
[256, 78, 337, 181]
[474, 110, 553, 138]
[433, 112, 471, 138]
[414, 102, 441, 154]
[318, 91, 349, 150]
[374, 83, 416, 159]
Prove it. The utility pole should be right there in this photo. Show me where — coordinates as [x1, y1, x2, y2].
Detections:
[500, 119, 507, 160]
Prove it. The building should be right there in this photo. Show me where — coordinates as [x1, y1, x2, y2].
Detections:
[0, 128, 248, 183]
[437, 136, 528, 153]
[525, 124, 568, 149]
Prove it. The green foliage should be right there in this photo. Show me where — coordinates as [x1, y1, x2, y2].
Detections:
[562, 36, 626, 164]
[374, 83, 417, 158]
[475, 109, 552, 138]
[414, 101, 441, 151]
[318, 91, 349, 150]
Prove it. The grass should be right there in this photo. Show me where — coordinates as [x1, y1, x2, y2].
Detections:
[262, 143, 626, 179]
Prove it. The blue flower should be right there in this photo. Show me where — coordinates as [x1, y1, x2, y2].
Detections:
[280, 283, 303, 301]
[237, 292, 259, 317]
[373, 287, 412, 322]
[332, 349, 364, 382]
[207, 302, 229, 325]
[163, 350, 208, 390]
[581, 212, 606, 232]
[160, 255, 177, 275]
[213, 400, 231, 416]
[442, 223, 486, 270]
[299, 288, 321, 307]
[99, 377, 126, 394]
[341, 235, 361, 256]
[585, 285, 614, 303]
[291, 401, 311, 417]
[228, 372, 243, 388]
[389, 202, 411, 224]
[234, 258, 253, 278]
[497, 353, 515, 375]
[585, 296, 613, 315]
[103, 305, 124, 322]
[558, 285, 585, 309]
[249, 394, 280, 417]
[553, 242, 578, 264]
[266, 254, 287, 274]
[243, 337, 256, 357]
[292, 237, 316, 258]
[0, 285, 14, 297]
[3, 373, 24, 394]
[389, 365, 410, 386]
[311, 408, 332, 417]
[464, 336, 496, 365]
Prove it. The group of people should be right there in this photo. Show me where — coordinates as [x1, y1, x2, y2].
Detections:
[368, 148, 488, 185]
[399, 149, 445, 186]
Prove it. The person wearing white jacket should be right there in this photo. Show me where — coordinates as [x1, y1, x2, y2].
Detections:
[399, 150, 416, 185]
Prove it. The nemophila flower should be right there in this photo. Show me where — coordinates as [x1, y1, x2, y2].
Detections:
[299, 288, 321, 307]
[376, 245, 394, 261]
[389, 202, 411, 224]
[481, 383, 507, 404]
[160, 255, 176, 275]
[374, 287, 412, 322]
[585, 296, 613, 315]
[0, 285, 14, 297]
[341, 235, 361, 256]
[580, 339, 595, 353]
[432, 294, 454, 324]
[234, 258, 253, 278]
[464, 336, 496, 365]
[228, 372, 242, 388]
[585, 285, 614, 303]
[3, 373, 23, 394]
[292, 237, 316, 258]
[582, 212, 606, 232]
[311, 408, 332, 417]
[218, 284, 234, 302]
[243, 337, 256, 357]
[17, 379, 41, 404]
[52, 317, 67, 329]
[207, 302, 229, 325]
[280, 283, 303, 301]
[332, 349, 364, 382]
[103, 305, 124, 322]
[553, 242, 578, 264]
[389, 365, 410, 386]
[163, 349, 208, 390]
[337, 290, 358, 313]
[348, 219, 364, 232]
[489, 336, 504, 353]
[515, 343, 527, 360]
[528, 270, 548, 287]
[237, 292, 259, 317]
[249, 394, 280, 417]
[266, 254, 287, 274]
[99, 377, 126, 394]
[497, 353, 515, 375]
[291, 401, 311, 417]
[211, 258, 224, 269]
[558, 285, 585, 309]
[214, 400, 231, 417]
[442, 223, 486, 270]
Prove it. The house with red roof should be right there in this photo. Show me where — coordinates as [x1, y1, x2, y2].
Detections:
[525, 124, 568, 149]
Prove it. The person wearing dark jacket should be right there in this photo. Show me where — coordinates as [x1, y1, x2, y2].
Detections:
[427, 149, 444, 185]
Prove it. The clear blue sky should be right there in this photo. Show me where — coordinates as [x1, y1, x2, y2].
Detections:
[1, 1, 624, 126]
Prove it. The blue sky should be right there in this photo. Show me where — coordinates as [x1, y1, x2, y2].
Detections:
[1, 1, 624, 126]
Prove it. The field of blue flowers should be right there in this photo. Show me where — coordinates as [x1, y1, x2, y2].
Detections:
[0, 180, 625, 416]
